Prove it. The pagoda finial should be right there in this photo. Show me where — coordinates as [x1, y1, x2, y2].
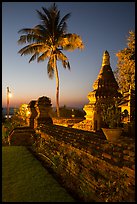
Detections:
[102, 50, 110, 66]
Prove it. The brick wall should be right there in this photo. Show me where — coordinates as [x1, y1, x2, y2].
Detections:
[32, 125, 135, 202]
[52, 117, 84, 127]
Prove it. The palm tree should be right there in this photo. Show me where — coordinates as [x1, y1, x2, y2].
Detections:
[17, 3, 84, 117]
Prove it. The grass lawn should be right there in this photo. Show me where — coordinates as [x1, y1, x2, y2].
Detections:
[2, 146, 76, 202]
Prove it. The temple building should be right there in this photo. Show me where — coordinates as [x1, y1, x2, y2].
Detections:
[73, 50, 122, 132]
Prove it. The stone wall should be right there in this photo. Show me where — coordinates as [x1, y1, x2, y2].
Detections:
[52, 117, 84, 127]
[8, 127, 36, 146]
[32, 125, 135, 202]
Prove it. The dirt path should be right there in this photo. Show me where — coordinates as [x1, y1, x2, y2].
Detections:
[2, 146, 76, 202]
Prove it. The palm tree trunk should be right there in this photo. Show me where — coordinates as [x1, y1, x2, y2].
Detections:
[54, 55, 60, 117]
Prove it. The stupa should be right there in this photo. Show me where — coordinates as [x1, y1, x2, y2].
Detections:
[73, 50, 122, 132]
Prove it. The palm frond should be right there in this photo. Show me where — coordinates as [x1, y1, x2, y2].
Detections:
[54, 10, 60, 28]
[29, 53, 39, 63]
[48, 3, 58, 17]
[37, 8, 55, 36]
[62, 33, 84, 51]
[62, 60, 67, 68]
[61, 22, 67, 34]
[18, 34, 44, 44]
[67, 61, 70, 69]
[18, 43, 44, 56]
[58, 13, 71, 31]
[18, 28, 34, 34]
[56, 50, 70, 69]
[47, 56, 54, 79]
[42, 5, 58, 33]
[47, 64, 54, 79]
[57, 36, 69, 48]
[37, 50, 50, 62]
[33, 24, 46, 34]
[36, 9, 48, 21]
[18, 35, 28, 44]
[36, 9, 50, 28]
[42, 7, 51, 21]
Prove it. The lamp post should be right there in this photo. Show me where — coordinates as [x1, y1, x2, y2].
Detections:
[7, 87, 12, 120]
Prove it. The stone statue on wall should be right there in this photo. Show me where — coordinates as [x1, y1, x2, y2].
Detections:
[34, 96, 53, 128]
[27, 100, 37, 128]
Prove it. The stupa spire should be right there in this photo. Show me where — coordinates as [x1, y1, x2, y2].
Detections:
[102, 50, 110, 66]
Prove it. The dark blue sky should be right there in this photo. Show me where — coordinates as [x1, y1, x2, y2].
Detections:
[2, 2, 135, 108]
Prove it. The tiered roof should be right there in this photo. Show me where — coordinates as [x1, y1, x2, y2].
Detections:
[93, 50, 121, 98]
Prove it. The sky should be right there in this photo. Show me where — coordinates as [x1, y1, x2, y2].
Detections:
[2, 2, 135, 109]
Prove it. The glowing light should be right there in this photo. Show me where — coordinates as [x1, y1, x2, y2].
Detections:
[8, 92, 12, 98]
[26, 110, 31, 116]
